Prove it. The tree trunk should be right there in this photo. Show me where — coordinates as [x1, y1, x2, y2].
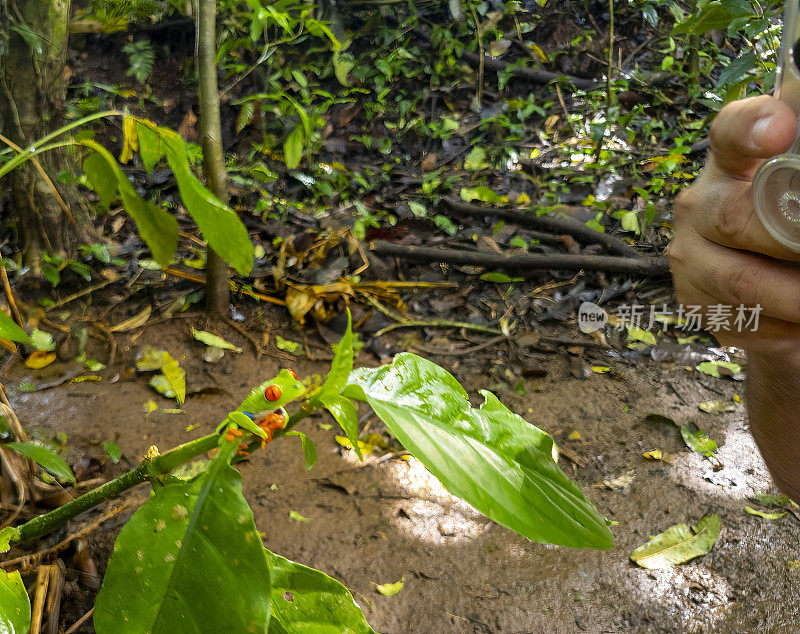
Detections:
[0, 0, 89, 268]
[197, 0, 230, 316]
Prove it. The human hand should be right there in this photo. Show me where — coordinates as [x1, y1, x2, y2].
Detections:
[670, 94, 800, 357]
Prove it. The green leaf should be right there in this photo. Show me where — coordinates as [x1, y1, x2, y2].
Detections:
[103, 441, 122, 463]
[78, 140, 178, 266]
[619, 210, 639, 233]
[745, 506, 786, 521]
[671, 0, 750, 35]
[276, 336, 303, 355]
[755, 493, 797, 508]
[7, 442, 76, 484]
[0, 569, 30, 634]
[29, 329, 55, 352]
[480, 273, 522, 283]
[136, 120, 164, 173]
[158, 128, 254, 276]
[0, 526, 20, 553]
[717, 51, 756, 87]
[285, 431, 317, 471]
[464, 146, 487, 171]
[680, 425, 717, 458]
[318, 394, 361, 460]
[626, 325, 656, 346]
[375, 577, 404, 597]
[94, 442, 271, 632]
[289, 510, 310, 522]
[0, 311, 31, 345]
[284, 126, 304, 170]
[83, 151, 118, 210]
[266, 550, 373, 633]
[630, 515, 722, 569]
[408, 201, 427, 217]
[332, 51, 355, 87]
[191, 328, 242, 352]
[459, 186, 502, 204]
[320, 311, 353, 398]
[696, 361, 742, 378]
[344, 354, 613, 549]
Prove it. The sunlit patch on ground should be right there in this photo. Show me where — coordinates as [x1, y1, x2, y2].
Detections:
[668, 417, 772, 501]
[629, 564, 734, 629]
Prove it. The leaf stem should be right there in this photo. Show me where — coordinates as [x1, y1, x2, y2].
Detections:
[12, 433, 219, 545]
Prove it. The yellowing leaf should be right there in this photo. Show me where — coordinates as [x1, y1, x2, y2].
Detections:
[275, 335, 303, 355]
[190, 328, 242, 352]
[696, 361, 742, 378]
[334, 435, 375, 455]
[568, 431, 582, 441]
[626, 325, 657, 346]
[643, 449, 663, 461]
[109, 306, 151, 332]
[143, 399, 158, 416]
[745, 506, 786, 521]
[375, 577, 404, 596]
[119, 114, 139, 163]
[630, 515, 721, 569]
[161, 358, 186, 405]
[591, 366, 611, 374]
[289, 510, 310, 522]
[25, 351, 56, 369]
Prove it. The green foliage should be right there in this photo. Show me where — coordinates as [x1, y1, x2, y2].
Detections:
[343, 354, 614, 549]
[265, 550, 374, 633]
[94, 441, 272, 632]
[122, 40, 156, 84]
[6, 442, 76, 484]
[0, 570, 30, 633]
[0, 310, 31, 345]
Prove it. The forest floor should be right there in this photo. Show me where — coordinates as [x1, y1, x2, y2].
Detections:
[5, 296, 800, 633]
[3, 1, 799, 631]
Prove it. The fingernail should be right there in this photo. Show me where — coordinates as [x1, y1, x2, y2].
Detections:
[751, 116, 773, 148]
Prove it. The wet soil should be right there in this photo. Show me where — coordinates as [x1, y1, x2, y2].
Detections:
[5, 308, 799, 633]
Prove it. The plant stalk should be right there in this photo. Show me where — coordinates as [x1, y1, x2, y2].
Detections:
[198, 0, 231, 316]
[12, 433, 219, 545]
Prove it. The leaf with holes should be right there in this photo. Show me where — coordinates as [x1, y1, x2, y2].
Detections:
[93, 441, 271, 632]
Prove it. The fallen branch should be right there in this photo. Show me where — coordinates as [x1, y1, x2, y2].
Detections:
[460, 51, 598, 91]
[371, 241, 670, 277]
[441, 197, 639, 258]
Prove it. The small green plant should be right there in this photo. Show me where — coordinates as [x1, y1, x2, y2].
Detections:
[0, 312, 613, 630]
[122, 40, 156, 84]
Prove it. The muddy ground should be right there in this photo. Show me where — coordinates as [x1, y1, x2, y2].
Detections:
[4, 301, 799, 634]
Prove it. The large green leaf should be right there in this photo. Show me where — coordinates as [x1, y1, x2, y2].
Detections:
[672, 0, 750, 35]
[83, 151, 118, 210]
[265, 550, 373, 634]
[0, 569, 30, 634]
[630, 515, 721, 569]
[136, 120, 165, 173]
[158, 128, 254, 276]
[6, 442, 76, 484]
[93, 441, 271, 632]
[343, 354, 613, 549]
[319, 311, 353, 398]
[0, 311, 31, 345]
[79, 141, 178, 266]
[317, 394, 361, 460]
[284, 126, 304, 170]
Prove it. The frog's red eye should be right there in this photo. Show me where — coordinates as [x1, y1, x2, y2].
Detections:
[284, 369, 297, 379]
[265, 384, 282, 401]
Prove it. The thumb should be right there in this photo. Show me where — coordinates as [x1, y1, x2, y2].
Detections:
[708, 94, 797, 181]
